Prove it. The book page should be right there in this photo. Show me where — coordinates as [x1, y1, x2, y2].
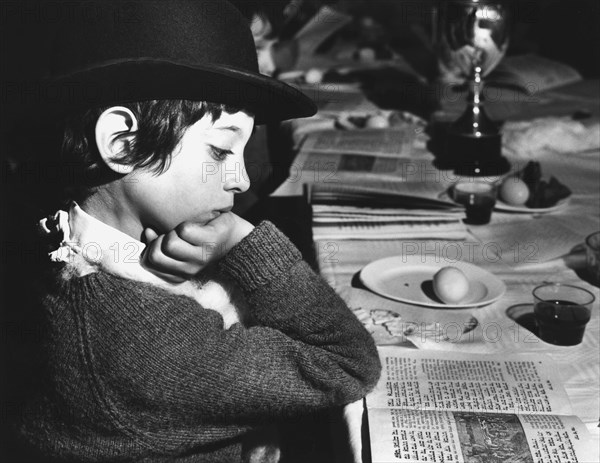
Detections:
[283, 147, 449, 193]
[367, 348, 598, 463]
[272, 159, 453, 196]
[518, 414, 598, 463]
[368, 408, 596, 463]
[300, 128, 415, 157]
[277, 149, 446, 197]
[293, 150, 416, 178]
[368, 348, 573, 416]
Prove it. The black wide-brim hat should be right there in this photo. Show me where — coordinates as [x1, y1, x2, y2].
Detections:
[37, 0, 316, 124]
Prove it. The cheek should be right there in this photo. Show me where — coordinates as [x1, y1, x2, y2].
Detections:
[159, 177, 220, 226]
[130, 157, 225, 230]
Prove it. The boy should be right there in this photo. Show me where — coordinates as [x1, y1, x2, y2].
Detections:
[16, 1, 381, 461]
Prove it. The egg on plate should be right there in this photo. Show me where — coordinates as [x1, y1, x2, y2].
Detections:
[432, 266, 470, 304]
[499, 177, 530, 206]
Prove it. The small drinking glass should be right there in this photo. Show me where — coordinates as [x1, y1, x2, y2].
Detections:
[533, 283, 595, 346]
[452, 179, 497, 225]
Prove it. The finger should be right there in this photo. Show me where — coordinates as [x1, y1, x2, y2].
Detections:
[174, 215, 235, 246]
[160, 229, 213, 263]
[141, 235, 203, 279]
[173, 221, 215, 246]
[143, 227, 159, 244]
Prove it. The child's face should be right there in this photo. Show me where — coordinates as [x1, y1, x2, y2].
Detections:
[124, 110, 254, 233]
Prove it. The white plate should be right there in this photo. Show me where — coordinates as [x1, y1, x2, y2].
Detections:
[439, 189, 571, 214]
[494, 196, 570, 213]
[360, 255, 506, 308]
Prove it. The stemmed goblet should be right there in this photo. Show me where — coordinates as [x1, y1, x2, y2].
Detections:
[436, 0, 511, 176]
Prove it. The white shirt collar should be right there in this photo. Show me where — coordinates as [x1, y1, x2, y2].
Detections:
[39, 202, 241, 328]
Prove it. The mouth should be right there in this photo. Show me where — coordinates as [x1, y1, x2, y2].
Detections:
[212, 206, 233, 218]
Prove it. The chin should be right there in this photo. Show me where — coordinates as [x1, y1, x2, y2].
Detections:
[205, 212, 222, 222]
[188, 214, 215, 226]
[152, 209, 215, 231]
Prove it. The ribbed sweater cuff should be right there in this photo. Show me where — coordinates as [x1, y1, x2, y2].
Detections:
[218, 221, 302, 291]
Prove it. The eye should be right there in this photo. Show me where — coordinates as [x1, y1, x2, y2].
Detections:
[208, 145, 233, 161]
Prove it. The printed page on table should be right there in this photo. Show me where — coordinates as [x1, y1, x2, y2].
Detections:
[277, 148, 447, 197]
[311, 221, 468, 241]
[307, 183, 461, 210]
[308, 182, 468, 240]
[290, 151, 437, 187]
[367, 347, 598, 463]
[312, 204, 464, 218]
[368, 348, 573, 415]
[299, 128, 417, 157]
[470, 215, 595, 266]
[289, 150, 451, 193]
[368, 408, 597, 463]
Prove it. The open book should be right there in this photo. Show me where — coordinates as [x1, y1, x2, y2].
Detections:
[367, 347, 598, 463]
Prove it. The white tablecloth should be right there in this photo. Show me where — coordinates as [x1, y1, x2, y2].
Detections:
[310, 150, 600, 461]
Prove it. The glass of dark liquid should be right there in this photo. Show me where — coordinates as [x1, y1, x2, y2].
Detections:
[533, 283, 595, 346]
[452, 179, 497, 225]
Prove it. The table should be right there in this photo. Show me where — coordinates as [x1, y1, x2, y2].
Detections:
[267, 80, 600, 462]
[313, 151, 600, 462]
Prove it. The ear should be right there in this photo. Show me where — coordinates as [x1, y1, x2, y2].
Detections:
[95, 106, 139, 175]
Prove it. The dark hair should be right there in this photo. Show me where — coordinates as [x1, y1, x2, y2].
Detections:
[60, 100, 243, 202]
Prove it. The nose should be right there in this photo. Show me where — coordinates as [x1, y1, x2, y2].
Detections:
[223, 157, 251, 194]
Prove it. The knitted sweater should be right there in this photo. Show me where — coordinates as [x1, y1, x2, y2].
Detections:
[19, 221, 381, 462]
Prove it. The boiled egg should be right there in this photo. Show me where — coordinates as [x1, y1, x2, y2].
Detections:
[357, 47, 376, 62]
[432, 266, 470, 304]
[500, 177, 530, 206]
[304, 68, 324, 84]
[365, 114, 390, 129]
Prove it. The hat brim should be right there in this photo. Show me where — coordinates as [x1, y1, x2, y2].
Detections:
[41, 59, 317, 124]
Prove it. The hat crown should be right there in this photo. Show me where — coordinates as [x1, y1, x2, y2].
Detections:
[51, 0, 258, 77]
[36, 0, 316, 123]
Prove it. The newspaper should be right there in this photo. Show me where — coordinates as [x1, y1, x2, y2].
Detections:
[308, 181, 468, 241]
[367, 347, 598, 463]
[274, 117, 437, 197]
[274, 126, 442, 197]
[312, 220, 468, 241]
[300, 128, 416, 157]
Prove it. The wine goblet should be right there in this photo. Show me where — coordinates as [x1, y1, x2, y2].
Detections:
[436, 0, 511, 176]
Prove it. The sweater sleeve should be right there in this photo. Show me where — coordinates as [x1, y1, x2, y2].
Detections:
[76, 222, 381, 433]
